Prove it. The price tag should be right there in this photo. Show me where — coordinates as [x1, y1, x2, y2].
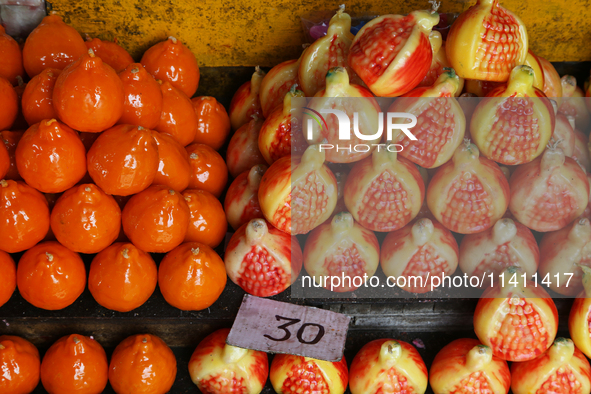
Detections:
[227, 294, 350, 362]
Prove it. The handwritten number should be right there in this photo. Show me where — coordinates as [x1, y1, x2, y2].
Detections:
[264, 316, 326, 345]
[297, 323, 325, 344]
[263, 316, 300, 341]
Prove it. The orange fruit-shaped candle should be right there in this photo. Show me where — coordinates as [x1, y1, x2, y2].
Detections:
[186, 143, 228, 197]
[122, 185, 190, 253]
[16, 119, 86, 193]
[0, 335, 40, 394]
[79, 131, 100, 152]
[158, 242, 227, 310]
[0, 77, 18, 131]
[89, 243, 157, 312]
[53, 49, 124, 133]
[182, 189, 227, 247]
[446, 0, 528, 82]
[17, 241, 86, 310]
[152, 131, 191, 192]
[0, 142, 8, 180]
[85, 37, 134, 73]
[191, 96, 231, 150]
[0, 26, 24, 85]
[50, 184, 121, 254]
[0, 251, 15, 307]
[22, 14, 87, 78]
[0, 179, 50, 253]
[155, 81, 198, 146]
[12, 77, 28, 131]
[21, 68, 61, 126]
[141, 36, 200, 98]
[41, 334, 108, 394]
[87, 124, 159, 196]
[118, 63, 163, 129]
[188, 328, 269, 394]
[109, 334, 177, 394]
[1, 130, 23, 180]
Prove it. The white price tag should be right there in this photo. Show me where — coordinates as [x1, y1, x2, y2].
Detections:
[227, 294, 350, 362]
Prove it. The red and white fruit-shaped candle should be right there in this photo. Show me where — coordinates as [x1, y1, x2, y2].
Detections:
[538, 55, 562, 100]
[523, 50, 545, 91]
[559, 75, 590, 132]
[380, 218, 458, 293]
[298, 5, 360, 97]
[348, 9, 440, 97]
[229, 67, 265, 131]
[259, 145, 337, 235]
[511, 338, 591, 394]
[429, 339, 511, 394]
[226, 116, 267, 178]
[325, 166, 349, 222]
[224, 218, 302, 297]
[470, 65, 556, 165]
[304, 212, 379, 292]
[349, 339, 428, 394]
[446, 0, 528, 81]
[573, 128, 591, 173]
[188, 328, 269, 394]
[270, 355, 348, 394]
[459, 218, 539, 282]
[569, 265, 591, 358]
[552, 113, 576, 158]
[417, 31, 464, 95]
[344, 148, 424, 232]
[580, 172, 591, 221]
[224, 164, 267, 231]
[258, 86, 307, 165]
[538, 218, 591, 296]
[387, 69, 466, 168]
[259, 59, 301, 118]
[304, 67, 381, 163]
[427, 140, 510, 234]
[509, 144, 589, 232]
[474, 267, 559, 362]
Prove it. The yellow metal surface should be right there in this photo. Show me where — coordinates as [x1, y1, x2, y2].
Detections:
[50, 0, 591, 67]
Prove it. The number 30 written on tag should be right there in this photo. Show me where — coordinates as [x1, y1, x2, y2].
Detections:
[264, 315, 325, 345]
